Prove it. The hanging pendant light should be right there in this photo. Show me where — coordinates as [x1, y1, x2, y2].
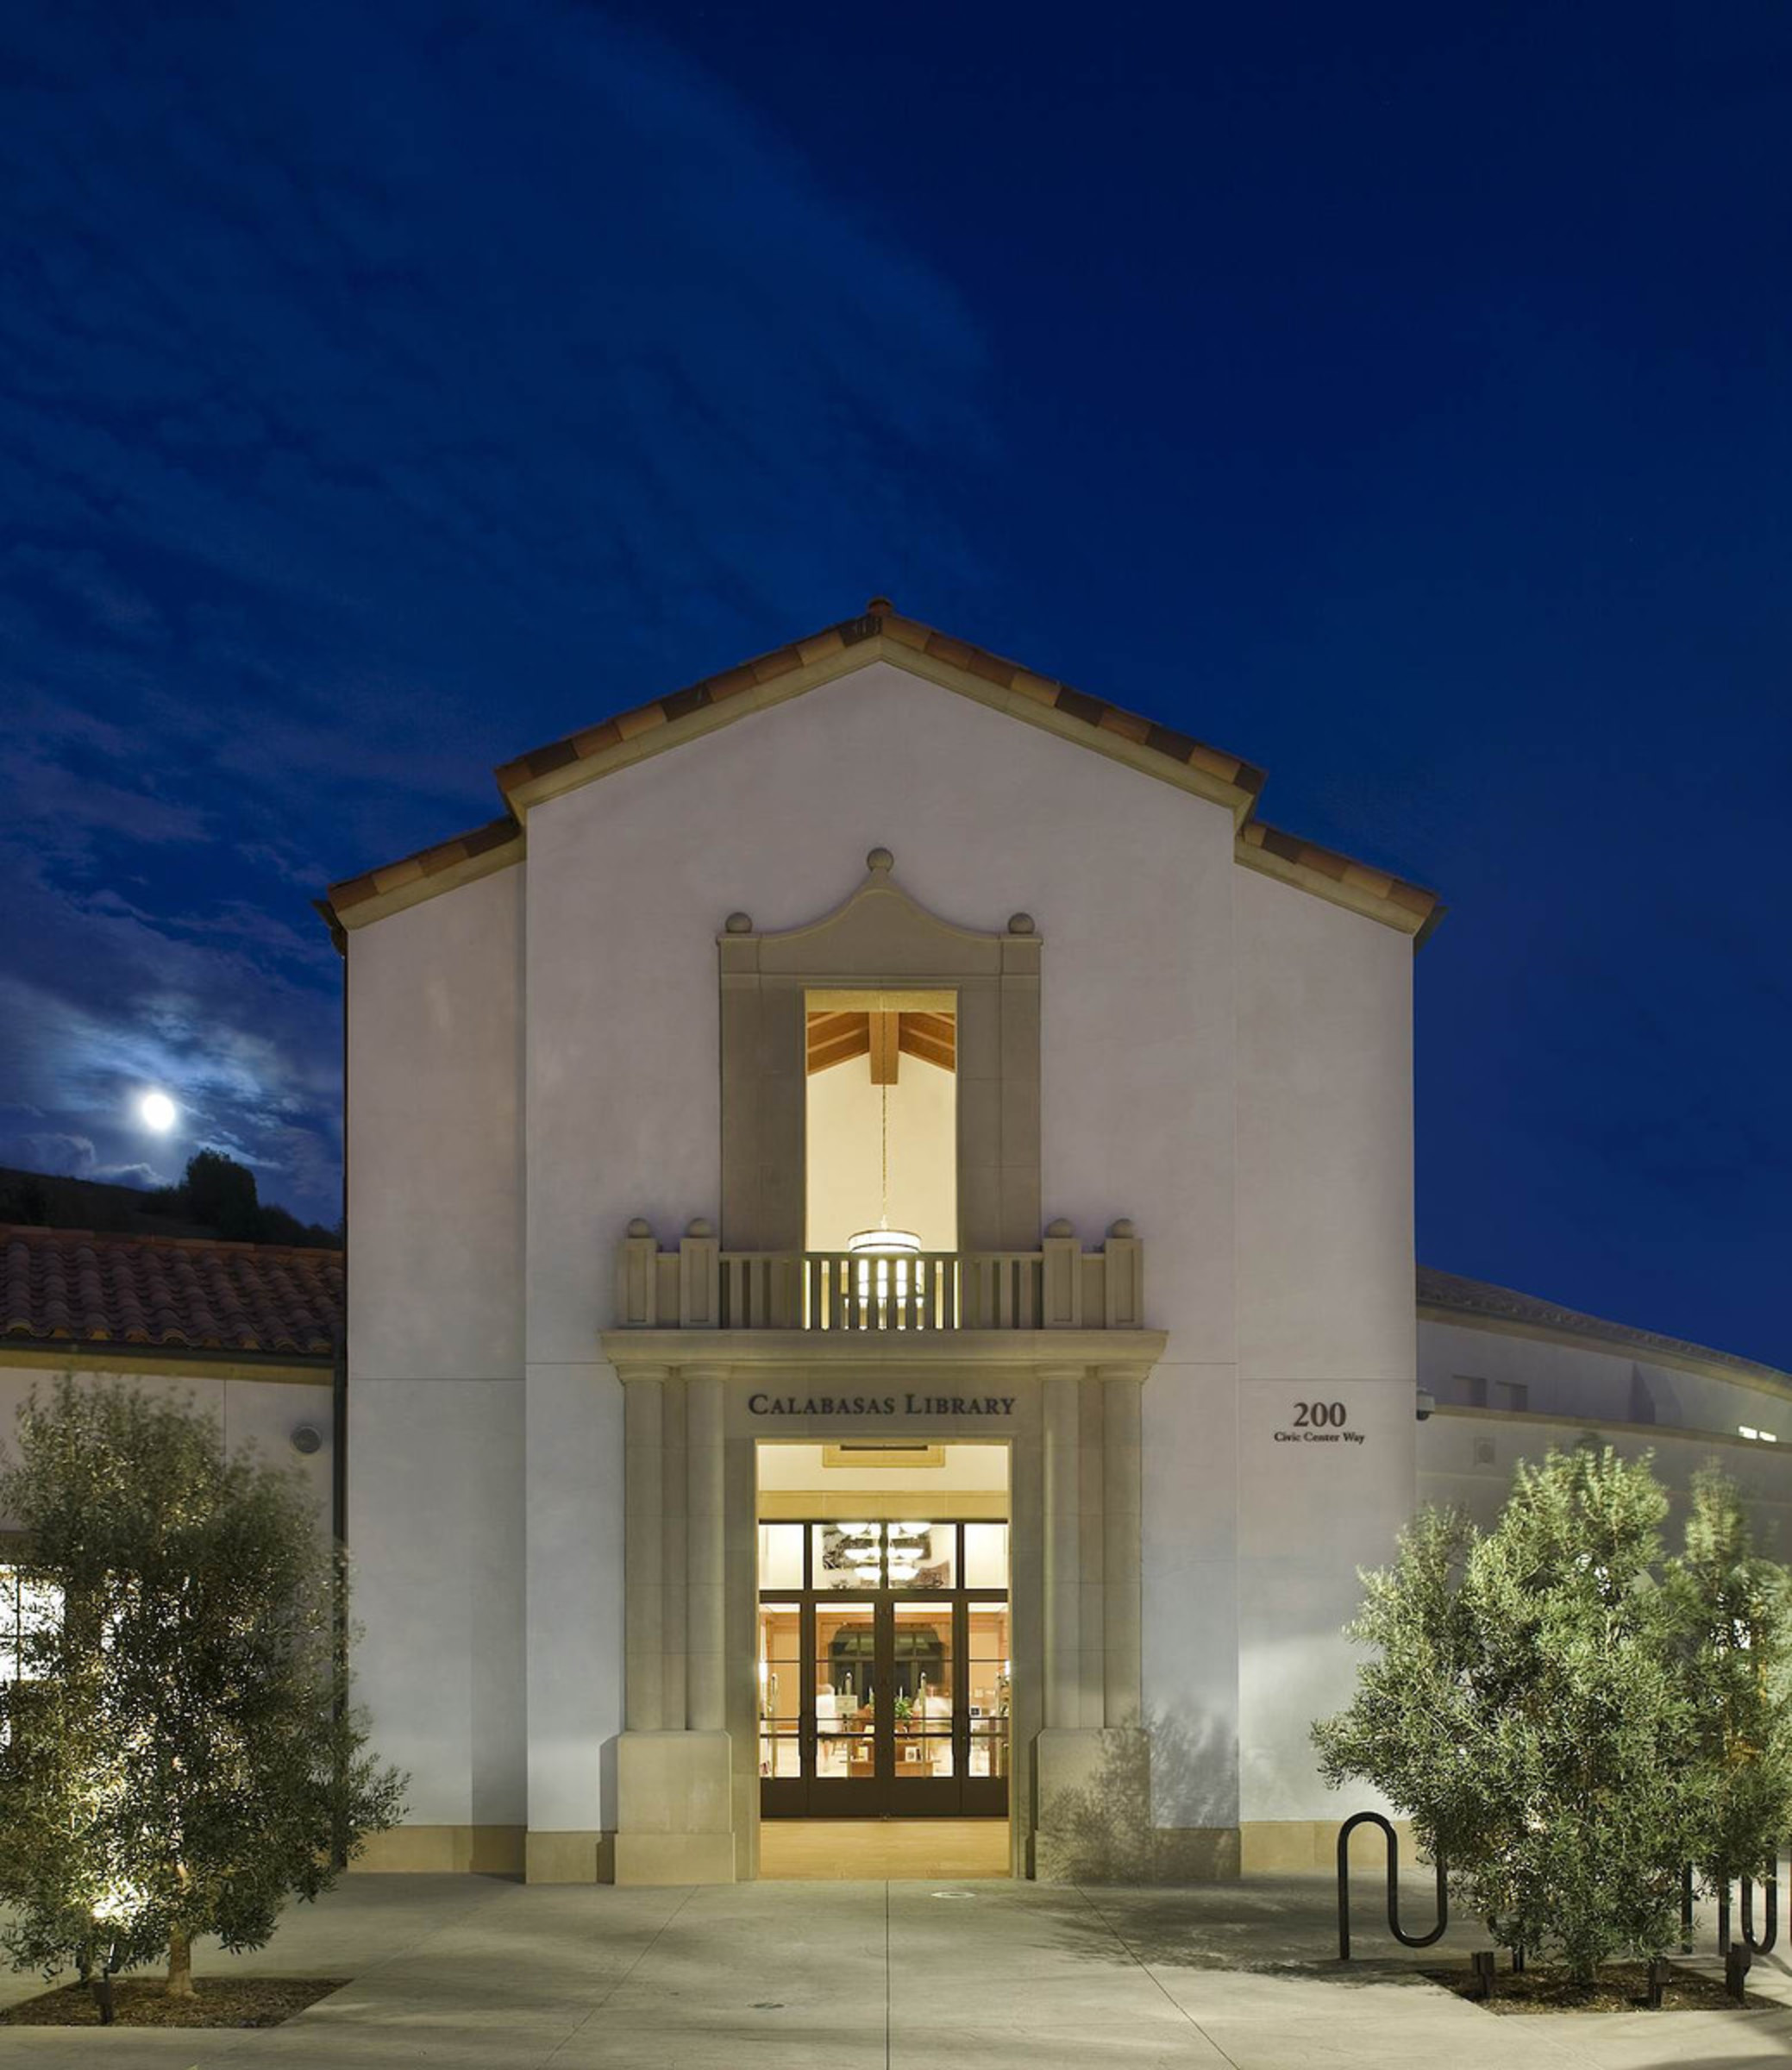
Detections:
[848, 1023, 920, 1315]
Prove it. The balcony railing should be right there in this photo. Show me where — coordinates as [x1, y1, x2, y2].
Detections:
[615, 1219, 1144, 1333]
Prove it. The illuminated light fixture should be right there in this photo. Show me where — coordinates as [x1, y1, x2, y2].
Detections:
[847, 1040, 921, 1317]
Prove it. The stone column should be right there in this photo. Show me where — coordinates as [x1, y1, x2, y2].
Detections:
[1100, 1365, 1144, 1725]
[1041, 1366, 1083, 1728]
[1035, 1360, 1152, 1882]
[623, 1369, 667, 1733]
[1078, 1374, 1106, 1728]
[615, 1358, 736, 1886]
[685, 1367, 727, 1731]
[660, 1377, 687, 1733]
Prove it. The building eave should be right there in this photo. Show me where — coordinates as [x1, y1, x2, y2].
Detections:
[327, 815, 525, 934]
[319, 601, 1442, 944]
[1419, 1290, 1792, 1404]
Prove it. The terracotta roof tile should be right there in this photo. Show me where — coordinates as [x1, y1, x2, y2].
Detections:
[487, 603, 1269, 809]
[327, 601, 1443, 940]
[1237, 819, 1440, 929]
[1, 1226, 342, 1359]
[329, 813, 522, 917]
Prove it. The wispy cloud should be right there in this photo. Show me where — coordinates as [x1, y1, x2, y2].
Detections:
[0, 0, 988, 1220]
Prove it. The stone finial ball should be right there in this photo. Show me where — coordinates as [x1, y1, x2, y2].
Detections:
[1007, 912, 1035, 935]
[1107, 1218, 1137, 1239]
[724, 912, 754, 934]
[866, 846, 894, 873]
[626, 1218, 653, 1238]
[1045, 1217, 1075, 1239]
[867, 595, 893, 615]
[686, 1218, 714, 1239]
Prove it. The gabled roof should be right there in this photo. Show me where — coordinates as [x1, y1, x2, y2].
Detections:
[1, 1226, 342, 1362]
[1418, 1265, 1792, 1396]
[324, 600, 1441, 939]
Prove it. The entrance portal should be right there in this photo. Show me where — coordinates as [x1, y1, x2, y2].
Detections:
[756, 1441, 1010, 1859]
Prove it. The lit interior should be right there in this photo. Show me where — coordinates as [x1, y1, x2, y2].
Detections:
[755, 1440, 1009, 1803]
[804, 990, 956, 1255]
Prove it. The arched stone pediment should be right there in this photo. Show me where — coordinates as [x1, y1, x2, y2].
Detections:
[739, 848, 1029, 980]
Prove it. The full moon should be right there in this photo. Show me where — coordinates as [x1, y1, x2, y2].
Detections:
[139, 1090, 178, 1133]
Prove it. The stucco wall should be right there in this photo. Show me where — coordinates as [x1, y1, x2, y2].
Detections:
[1419, 1408, 1792, 1557]
[520, 661, 1244, 1844]
[345, 860, 525, 1835]
[1419, 1317, 1789, 1442]
[0, 1363, 332, 1534]
[1231, 866, 1418, 1828]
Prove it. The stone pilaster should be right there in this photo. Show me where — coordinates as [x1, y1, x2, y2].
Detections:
[1100, 1364, 1144, 1725]
[622, 1369, 666, 1733]
[614, 1357, 736, 1885]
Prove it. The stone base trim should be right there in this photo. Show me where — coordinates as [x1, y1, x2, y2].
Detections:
[1032, 1726, 1153, 1883]
[351, 1824, 525, 1877]
[616, 1832, 737, 1884]
[525, 1829, 617, 1885]
[1149, 1827, 1240, 1882]
[1241, 1817, 1413, 1874]
[615, 1729, 736, 1886]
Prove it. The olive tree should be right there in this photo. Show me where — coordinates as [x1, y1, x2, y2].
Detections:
[1314, 1445, 1792, 1982]
[1671, 1466, 1792, 1895]
[0, 1379, 404, 2000]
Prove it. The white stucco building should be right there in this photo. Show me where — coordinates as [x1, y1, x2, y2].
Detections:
[293, 599, 1790, 1885]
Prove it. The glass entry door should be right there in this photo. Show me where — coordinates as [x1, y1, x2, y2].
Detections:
[759, 1521, 1009, 1818]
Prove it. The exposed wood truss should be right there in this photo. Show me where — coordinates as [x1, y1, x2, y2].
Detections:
[805, 1009, 956, 1079]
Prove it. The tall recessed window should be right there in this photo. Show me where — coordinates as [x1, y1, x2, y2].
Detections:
[804, 990, 956, 1256]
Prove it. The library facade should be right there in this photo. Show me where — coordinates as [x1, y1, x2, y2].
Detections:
[294, 602, 1792, 1885]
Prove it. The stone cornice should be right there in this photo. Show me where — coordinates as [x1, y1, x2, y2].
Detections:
[600, 1329, 1166, 1383]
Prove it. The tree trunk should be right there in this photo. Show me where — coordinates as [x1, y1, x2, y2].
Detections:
[166, 1929, 194, 1998]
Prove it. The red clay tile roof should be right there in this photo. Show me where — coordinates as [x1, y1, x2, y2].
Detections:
[1, 1226, 342, 1360]
[324, 813, 523, 928]
[323, 599, 1441, 939]
[488, 603, 1269, 810]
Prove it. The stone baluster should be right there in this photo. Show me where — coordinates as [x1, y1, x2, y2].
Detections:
[1041, 1218, 1084, 1328]
[679, 1220, 720, 1327]
[617, 1219, 660, 1327]
[1102, 1220, 1143, 1329]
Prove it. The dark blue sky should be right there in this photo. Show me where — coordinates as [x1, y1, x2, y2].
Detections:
[3, 2, 1788, 1364]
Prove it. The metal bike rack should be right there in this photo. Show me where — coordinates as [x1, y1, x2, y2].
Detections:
[1336, 1810, 1448, 1961]
[1715, 1860, 1779, 1956]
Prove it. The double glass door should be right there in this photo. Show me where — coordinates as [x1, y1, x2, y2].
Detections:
[759, 1520, 1009, 1818]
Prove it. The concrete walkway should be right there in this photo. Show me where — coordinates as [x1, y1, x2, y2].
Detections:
[1, 1874, 1789, 2068]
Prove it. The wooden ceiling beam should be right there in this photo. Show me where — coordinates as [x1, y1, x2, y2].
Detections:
[805, 1008, 957, 1076]
[869, 1010, 900, 1084]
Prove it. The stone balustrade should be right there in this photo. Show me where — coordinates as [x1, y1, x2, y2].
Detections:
[614, 1218, 1144, 1332]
